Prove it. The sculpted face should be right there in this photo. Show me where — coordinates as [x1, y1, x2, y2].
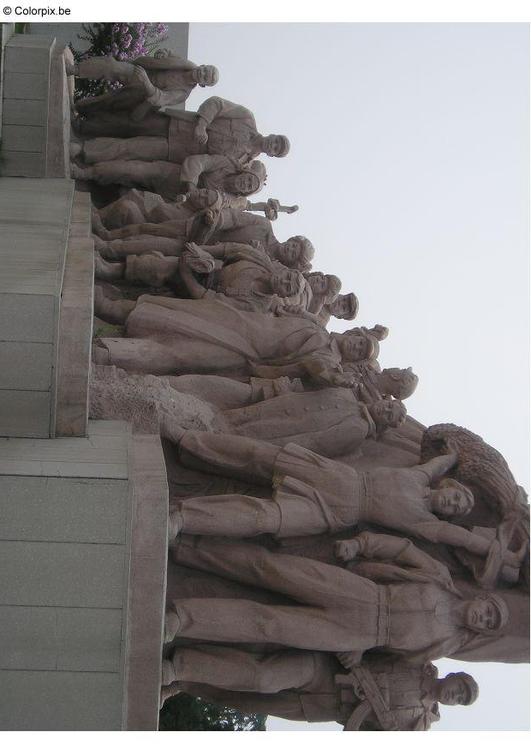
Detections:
[233, 172, 259, 195]
[466, 598, 502, 632]
[329, 294, 352, 318]
[272, 270, 300, 298]
[382, 367, 418, 399]
[194, 65, 218, 86]
[371, 399, 404, 427]
[192, 188, 219, 209]
[224, 172, 260, 196]
[263, 134, 287, 157]
[431, 487, 473, 517]
[339, 333, 368, 362]
[278, 239, 302, 267]
[438, 675, 470, 706]
[308, 273, 328, 295]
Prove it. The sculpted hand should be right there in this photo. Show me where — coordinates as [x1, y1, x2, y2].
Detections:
[330, 373, 356, 388]
[334, 539, 360, 562]
[131, 65, 156, 97]
[336, 651, 361, 670]
[194, 120, 208, 144]
[265, 199, 280, 221]
[203, 208, 219, 226]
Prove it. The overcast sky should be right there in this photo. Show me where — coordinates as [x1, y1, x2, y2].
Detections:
[187, 22, 530, 731]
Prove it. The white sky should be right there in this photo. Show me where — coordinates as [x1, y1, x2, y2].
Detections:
[187, 22, 530, 732]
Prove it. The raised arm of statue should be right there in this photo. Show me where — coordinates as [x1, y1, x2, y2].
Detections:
[180, 154, 232, 187]
[303, 357, 354, 388]
[178, 255, 209, 299]
[197, 241, 258, 261]
[196, 96, 256, 126]
[417, 452, 458, 484]
[133, 54, 197, 72]
[347, 531, 453, 584]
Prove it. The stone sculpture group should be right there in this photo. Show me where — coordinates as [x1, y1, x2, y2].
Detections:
[70, 48, 530, 730]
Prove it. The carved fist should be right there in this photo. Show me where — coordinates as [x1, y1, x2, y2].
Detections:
[331, 373, 356, 388]
[336, 651, 360, 670]
[334, 539, 360, 562]
[194, 121, 208, 145]
[203, 208, 219, 226]
[265, 198, 281, 221]
[131, 65, 155, 96]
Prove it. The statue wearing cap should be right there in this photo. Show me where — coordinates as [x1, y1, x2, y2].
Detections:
[164, 532, 510, 665]
[160, 648, 478, 731]
[72, 50, 220, 137]
[75, 96, 290, 167]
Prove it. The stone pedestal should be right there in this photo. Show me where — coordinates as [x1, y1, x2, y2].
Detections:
[0, 178, 93, 438]
[0, 421, 168, 730]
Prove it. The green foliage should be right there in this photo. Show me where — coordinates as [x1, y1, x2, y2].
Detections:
[159, 693, 266, 731]
[70, 23, 168, 101]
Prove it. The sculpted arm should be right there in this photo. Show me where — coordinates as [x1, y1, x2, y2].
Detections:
[178, 256, 208, 299]
[303, 357, 354, 388]
[417, 452, 458, 484]
[338, 531, 451, 579]
[180, 154, 231, 186]
[196, 96, 255, 125]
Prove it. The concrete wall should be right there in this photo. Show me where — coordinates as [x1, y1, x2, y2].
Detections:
[1, 34, 55, 177]
[0, 421, 131, 730]
[0, 177, 74, 438]
[0, 420, 169, 730]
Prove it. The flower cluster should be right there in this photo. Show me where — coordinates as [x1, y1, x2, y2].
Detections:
[71, 22, 169, 100]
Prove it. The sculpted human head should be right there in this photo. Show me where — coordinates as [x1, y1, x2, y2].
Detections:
[306, 272, 340, 299]
[431, 479, 474, 518]
[339, 331, 380, 363]
[466, 594, 509, 633]
[193, 65, 219, 87]
[437, 673, 479, 706]
[278, 236, 315, 272]
[262, 134, 290, 158]
[369, 399, 407, 430]
[225, 171, 260, 196]
[271, 268, 304, 299]
[328, 292, 359, 320]
[380, 367, 419, 399]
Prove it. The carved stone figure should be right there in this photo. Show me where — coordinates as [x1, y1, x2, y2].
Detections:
[93, 293, 376, 385]
[161, 648, 478, 730]
[74, 96, 290, 165]
[350, 365, 420, 402]
[166, 431, 523, 577]
[165, 533, 509, 663]
[73, 51, 219, 136]
[216, 388, 407, 457]
[73, 154, 267, 203]
[317, 292, 359, 327]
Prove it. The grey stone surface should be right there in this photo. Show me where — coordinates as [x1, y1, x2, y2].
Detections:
[0, 296, 55, 341]
[1, 123, 45, 152]
[0, 476, 129, 543]
[1, 35, 54, 177]
[0, 178, 74, 438]
[0, 671, 122, 730]
[3, 71, 48, 100]
[0, 342, 53, 390]
[0, 606, 123, 673]
[2, 97, 47, 126]
[0, 391, 51, 438]
[0, 421, 140, 730]
[0, 541, 125, 607]
[55, 211, 94, 437]
[124, 433, 169, 730]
